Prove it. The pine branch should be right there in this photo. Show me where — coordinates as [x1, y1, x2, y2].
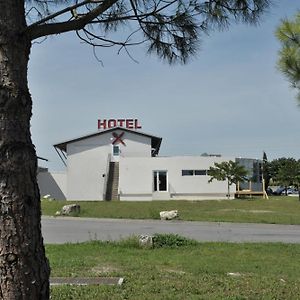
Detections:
[26, 0, 119, 40]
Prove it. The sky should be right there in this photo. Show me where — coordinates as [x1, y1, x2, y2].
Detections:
[28, 1, 300, 171]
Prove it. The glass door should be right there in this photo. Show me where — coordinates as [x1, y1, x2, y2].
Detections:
[153, 171, 168, 192]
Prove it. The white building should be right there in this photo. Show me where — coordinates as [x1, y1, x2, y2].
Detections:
[38, 124, 260, 201]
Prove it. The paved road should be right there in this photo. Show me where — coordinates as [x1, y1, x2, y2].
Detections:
[41, 216, 300, 244]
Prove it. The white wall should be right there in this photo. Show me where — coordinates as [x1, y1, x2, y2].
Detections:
[118, 131, 152, 157]
[119, 156, 236, 201]
[66, 130, 152, 200]
[67, 145, 109, 200]
[37, 171, 67, 200]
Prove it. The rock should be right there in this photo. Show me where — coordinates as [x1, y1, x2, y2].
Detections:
[227, 272, 242, 277]
[159, 210, 179, 220]
[42, 194, 55, 201]
[139, 235, 153, 248]
[61, 204, 80, 215]
[55, 211, 61, 216]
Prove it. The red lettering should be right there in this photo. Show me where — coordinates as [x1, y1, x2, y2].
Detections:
[126, 119, 134, 129]
[134, 119, 142, 129]
[118, 119, 125, 127]
[108, 119, 117, 128]
[98, 118, 142, 130]
[98, 119, 107, 130]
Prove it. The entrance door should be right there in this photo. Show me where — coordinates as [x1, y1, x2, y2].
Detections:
[153, 171, 168, 192]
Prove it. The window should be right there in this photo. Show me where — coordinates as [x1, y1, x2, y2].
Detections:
[182, 170, 208, 176]
[182, 170, 194, 176]
[113, 145, 120, 156]
[195, 170, 207, 176]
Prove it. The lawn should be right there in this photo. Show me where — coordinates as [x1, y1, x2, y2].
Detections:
[42, 196, 300, 225]
[48, 236, 300, 299]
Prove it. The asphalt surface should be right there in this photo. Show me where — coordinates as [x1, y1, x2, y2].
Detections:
[41, 216, 300, 244]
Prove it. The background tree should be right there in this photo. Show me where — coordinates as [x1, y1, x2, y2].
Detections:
[268, 157, 287, 181]
[268, 157, 300, 195]
[275, 160, 300, 195]
[268, 157, 295, 183]
[1, 1, 271, 299]
[208, 161, 248, 199]
[276, 12, 300, 101]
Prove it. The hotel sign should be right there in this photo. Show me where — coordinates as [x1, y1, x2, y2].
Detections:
[98, 119, 142, 130]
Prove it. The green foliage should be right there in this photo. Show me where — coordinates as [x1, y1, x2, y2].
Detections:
[208, 161, 248, 186]
[276, 12, 300, 101]
[25, 1, 271, 64]
[276, 160, 300, 188]
[208, 160, 248, 198]
[152, 233, 197, 248]
[268, 157, 300, 187]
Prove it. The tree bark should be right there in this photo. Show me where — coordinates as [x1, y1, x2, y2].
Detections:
[0, 1, 50, 299]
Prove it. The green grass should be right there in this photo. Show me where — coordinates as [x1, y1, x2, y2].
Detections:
[42, 196, 300, 225]
[48, 237, 300, 299]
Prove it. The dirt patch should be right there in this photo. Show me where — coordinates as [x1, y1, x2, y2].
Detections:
[163, 269, 186, 275]
[91, 265, 121, 275]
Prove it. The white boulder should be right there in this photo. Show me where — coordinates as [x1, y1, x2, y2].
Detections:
[159, 210, 179, 220]
[61, 204, 80, 215]
[139, 235, 153, 248]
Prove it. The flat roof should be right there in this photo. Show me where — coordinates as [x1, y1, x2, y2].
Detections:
[54, 127, 162, 156]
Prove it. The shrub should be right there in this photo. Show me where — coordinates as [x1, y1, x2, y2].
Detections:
[152, 233, 197, 248]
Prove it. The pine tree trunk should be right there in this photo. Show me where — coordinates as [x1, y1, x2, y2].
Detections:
[0, 2, 50, 299]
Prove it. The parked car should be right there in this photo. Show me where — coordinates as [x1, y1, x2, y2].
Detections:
[273, 186, 286, 195]
[280, 187, 298, 195]
[273, 186, 298, 195]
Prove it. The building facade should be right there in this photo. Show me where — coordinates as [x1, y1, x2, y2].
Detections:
[38, 125, 262, 201]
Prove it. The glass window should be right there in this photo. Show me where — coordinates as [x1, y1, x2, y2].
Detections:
[195, 170, 207, 176]
[113, 145, 120, 156]
[182, 170, 194, 176]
